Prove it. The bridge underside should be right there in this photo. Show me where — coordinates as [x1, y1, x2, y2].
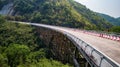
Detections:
[35, 26, 90, 67]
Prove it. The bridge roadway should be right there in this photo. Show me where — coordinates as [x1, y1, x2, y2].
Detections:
[16, 22, 120, 67]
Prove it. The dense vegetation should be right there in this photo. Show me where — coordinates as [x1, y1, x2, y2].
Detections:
[110, 26, 120, 33]
[1, 0, 113, 30]
[0, 15, 72, 67]
[98, 13, 120, 26]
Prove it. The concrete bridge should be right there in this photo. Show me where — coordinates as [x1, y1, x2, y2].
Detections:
[14, 22, 120, 67]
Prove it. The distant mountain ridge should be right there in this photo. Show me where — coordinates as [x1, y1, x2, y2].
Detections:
[117, 17, 120, 21]
[69, 1, 112, 29]
[97, 13, 120, 26]
[0, 0, 112, 30]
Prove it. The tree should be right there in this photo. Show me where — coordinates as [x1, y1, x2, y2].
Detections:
[0, 54, 9, 67]
[110, 26, 120, 33]
[31, 12, 41, 23]
[0, 15, 5, 24]
[5, 44, 30, 67]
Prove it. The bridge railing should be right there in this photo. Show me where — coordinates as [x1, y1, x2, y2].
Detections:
[64, 32, 120, 67]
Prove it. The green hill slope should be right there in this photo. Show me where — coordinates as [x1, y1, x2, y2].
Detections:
[68, 0, 112, 30]
[1, 0, 112, 30]
[98, 13, 120, 26]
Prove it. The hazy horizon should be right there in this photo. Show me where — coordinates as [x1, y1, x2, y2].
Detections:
[75, 0, 120, 18]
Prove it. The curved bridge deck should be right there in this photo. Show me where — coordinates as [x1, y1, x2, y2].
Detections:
[15, 22, 120, 67]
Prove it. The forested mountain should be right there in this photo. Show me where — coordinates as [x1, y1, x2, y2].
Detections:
[0, 0, 112, 30]
[98, 13, 120, 26]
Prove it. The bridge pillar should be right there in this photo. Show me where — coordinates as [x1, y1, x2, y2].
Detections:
[85, 62, 90, 67]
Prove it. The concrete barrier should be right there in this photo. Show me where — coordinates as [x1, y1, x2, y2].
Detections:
[101, 59, 113, 67]
[85, 46, 93, 56]
[83, 31, 120, 42]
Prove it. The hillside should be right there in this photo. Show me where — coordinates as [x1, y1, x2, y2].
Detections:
[0, 0, 112, 30]
[98, 13, 120, 26]
[68, 0, 112, 30]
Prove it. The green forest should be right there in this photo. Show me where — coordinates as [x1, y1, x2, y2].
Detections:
[0, 15, 72, 67]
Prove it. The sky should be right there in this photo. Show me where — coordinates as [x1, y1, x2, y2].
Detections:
[74, 0, 120, 18]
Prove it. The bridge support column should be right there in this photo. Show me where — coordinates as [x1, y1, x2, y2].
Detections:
[74, 47, 90, 67]
[73, 57, 80, 67]
[85, 62, 89, 67]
